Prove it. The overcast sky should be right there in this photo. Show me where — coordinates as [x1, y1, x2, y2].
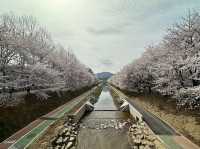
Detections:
[0, 0, 200, 73]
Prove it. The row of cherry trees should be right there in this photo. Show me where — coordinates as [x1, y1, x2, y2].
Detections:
[110, 11, 200, 110]
[0, 13, 96, 94]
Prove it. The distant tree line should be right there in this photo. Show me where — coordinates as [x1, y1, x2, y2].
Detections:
[110, 11, 200, 110]
[0, 13, 96, 96]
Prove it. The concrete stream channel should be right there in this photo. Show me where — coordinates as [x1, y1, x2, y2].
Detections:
[76, 86, 131, 149]
[4, 84, 199, 149]
[41, 85, 166, 149]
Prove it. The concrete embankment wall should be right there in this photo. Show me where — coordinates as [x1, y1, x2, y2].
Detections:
[109, 86, 143, 121]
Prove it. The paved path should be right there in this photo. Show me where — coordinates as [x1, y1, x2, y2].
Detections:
[0, 87, 96, 149]
[111, 86, 200, 149]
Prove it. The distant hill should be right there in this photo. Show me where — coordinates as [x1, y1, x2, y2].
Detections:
[96, 72, 113, 80]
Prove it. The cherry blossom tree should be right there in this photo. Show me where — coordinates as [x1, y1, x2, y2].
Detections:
[111, 10, 200, 109]
[0, 13, 96, 99]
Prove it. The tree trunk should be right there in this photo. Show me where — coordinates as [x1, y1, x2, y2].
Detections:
[2, 66, 6, 93]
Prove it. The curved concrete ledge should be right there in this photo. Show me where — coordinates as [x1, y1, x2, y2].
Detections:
[67, 101, 95, 123]
[110, 86, 143, 122]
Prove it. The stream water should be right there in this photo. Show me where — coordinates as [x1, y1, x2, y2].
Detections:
[77, 86, 131, 149]
[94, 87, 118, 111]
